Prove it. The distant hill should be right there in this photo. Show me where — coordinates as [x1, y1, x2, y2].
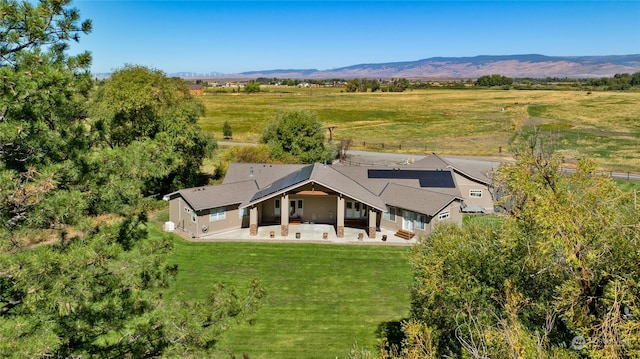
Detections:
[225, 54, 640, 79]
[93, 54, 640, 80]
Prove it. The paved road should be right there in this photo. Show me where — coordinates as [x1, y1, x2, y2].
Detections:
[344, 149, 503, 168]
[218, 142, 639, 182]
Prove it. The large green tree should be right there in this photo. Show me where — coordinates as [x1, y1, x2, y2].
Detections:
[1, 0, 93, 243]
[0, 215, 265, 357]
[0, 0, 92, 170]
[0, 1, 262, 357]
[261, 109, 335, 164]
[475, 74, 514, 87]
[407, 136, 639, 358]
[89, 65, 216, 197]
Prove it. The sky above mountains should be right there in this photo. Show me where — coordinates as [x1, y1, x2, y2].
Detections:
[70, 1, 640, 74]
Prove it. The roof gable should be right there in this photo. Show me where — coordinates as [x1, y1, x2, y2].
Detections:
[308, 164, 387, 210]
[410, 153, 450, 169]
[411, 153, 492, 186]
[242, 163, 387, 211]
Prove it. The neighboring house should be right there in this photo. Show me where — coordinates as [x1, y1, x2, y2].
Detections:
[186, 84, 204, 95]
[164, 154, 493, 240]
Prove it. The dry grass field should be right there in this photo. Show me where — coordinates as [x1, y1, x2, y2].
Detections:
[199, 88, 640, 171]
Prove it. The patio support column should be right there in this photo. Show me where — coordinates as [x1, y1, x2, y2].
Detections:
[336, 196, 345, 238]
[368, 209, 377, 239]
[280, 194, 289, 236]
[249, 206, 258, 236]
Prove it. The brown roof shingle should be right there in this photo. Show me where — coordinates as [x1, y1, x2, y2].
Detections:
[380, 183, 461, 216]
[169, 180, 258, 211]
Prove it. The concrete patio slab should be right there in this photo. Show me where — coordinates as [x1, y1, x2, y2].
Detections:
[178, 224, 416, 246]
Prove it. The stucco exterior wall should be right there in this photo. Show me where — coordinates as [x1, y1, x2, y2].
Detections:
[380, 207, 400, 232]
[169, 197, 183, 230]
[169, 198, 244, 237]
[428, 200, 462, 235]
[199, 205, 244, 236]
[379, 200, 463, 237]
[261, 198, 279, 223]
[453, 173, 494, 213]
[261, 195, 341, 224]
[288, 195, 338, 223]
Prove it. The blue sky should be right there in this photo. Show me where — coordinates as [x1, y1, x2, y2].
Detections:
[69, 1, 640, 74]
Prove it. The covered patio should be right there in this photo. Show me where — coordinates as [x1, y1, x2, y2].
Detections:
[243, 164, 388, 240]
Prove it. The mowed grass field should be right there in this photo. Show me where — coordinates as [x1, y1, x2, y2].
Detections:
[200, 88, 640, 171]
[160, 227, 412, 358]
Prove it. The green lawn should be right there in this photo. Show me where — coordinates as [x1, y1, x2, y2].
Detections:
[162, 235, 413, 358]
[614, 179, 640, 192]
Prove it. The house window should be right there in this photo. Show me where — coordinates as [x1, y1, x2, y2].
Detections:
[383, 206, 396, 221]
[210, 207, 226, 221]
[416, 214, 426, 230]
[191, 210, 197, 223]
[438, 210, 450, 220]
[469, 189, 483, 198]
[239, 208, 248, 218]
[274, 199, 280, 216]
[346, 201, 367, 219]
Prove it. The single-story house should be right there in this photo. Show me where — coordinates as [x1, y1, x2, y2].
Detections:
[186, 84, 204, 95]
[163, 154, 494, 240]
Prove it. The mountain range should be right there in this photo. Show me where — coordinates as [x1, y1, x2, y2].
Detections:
[171, 54, 640, 80]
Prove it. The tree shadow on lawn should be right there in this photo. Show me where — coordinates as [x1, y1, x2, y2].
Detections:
[375, 318, 409, 352]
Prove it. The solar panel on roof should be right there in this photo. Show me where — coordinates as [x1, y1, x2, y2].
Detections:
[251, 164, 314, 201]
[367, 169, 455, 188]
[418, 171, 455, 188]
